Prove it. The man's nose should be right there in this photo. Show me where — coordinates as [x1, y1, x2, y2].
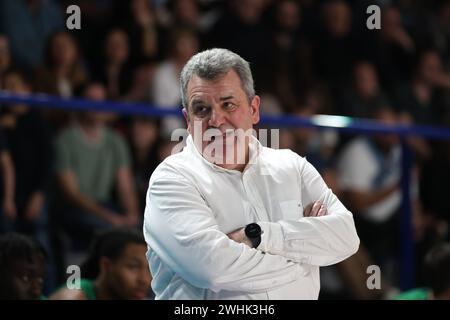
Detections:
[208, 107, 226, 128]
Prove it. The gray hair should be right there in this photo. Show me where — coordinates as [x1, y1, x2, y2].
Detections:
[180, 48, 255, 109]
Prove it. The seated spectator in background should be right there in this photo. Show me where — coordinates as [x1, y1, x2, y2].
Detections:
[128, 117, 161, 213]
[34, 31, 88, 98]
[338, 61, 390, 119]
[116, 0, 164, 64]
[168, 0, 203, 33]
[279, 107, 339, 188]
[34, 31, 89, 132]
[268, 0, 317, 113]
[313, 0, 355, 90]
[0, 0, 64, 71]
[0, 35, 12, 87]
[395, 49, 450, 160]
[419, 137, 450, 245]
[50, 227, 152, 300]
[92, 28, 134, 100]
[0, 70, 52, 249]
[151, 28, 198, 137]
[55, 83, 140, 252]
[277, 108, 387, 299]
[0, 69, 57, 291]
[336, 106, 418, 287]
[425, 1, 450, 64]
[0, 232, 47, 300]
[0, 129, 15, 229]
[395, 242, 450, 300]
[206, 0, 272, 86]
[361, 5, 416, 93]
[35, 31, 87, 97]
[395, 49, 450, 126]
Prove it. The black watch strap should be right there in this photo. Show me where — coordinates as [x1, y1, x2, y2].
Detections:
[245, 223, 262, 248]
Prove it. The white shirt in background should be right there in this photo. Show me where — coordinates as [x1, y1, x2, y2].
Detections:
[151, 61, 185, 137]
[336, 138, 402, 223]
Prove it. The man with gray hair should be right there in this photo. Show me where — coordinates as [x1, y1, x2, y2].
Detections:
[143, 48, 359, 299]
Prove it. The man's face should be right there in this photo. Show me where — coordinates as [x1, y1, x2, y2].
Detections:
[3, 255, 46, 300]
[184, 70, 260, 170]
[106, 243, 152, 300]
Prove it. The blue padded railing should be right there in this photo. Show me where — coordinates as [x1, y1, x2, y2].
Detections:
[1, 90, 450, 290]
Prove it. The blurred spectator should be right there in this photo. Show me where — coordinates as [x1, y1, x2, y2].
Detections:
[59, 0, 115, 74]
[336, 106, 405, 286]
[395, 242, 450, 300]
[50, 227, 152, 300]
[395, 49, 450, 160]
[33, 31, 88, 132]
[289, 107, 339, 183]
[430, 1, 450, 64]
[0, 129, 15, 229]
[128, 117, 161, 213]
[123, 63, 155, 103]
[55, 83, 140, 253]
[297, 0, 321, 37]
[157, 139, 182, 161]
[267, 0, 315, 112]
[396, 49, 450, 126]
[338, 61, 390, 118]
[35, 31, 88, 98]
[167, 0, 201, 31]
[411, 1, 450, 65]
[165, 0, 216, 38]
[0, 70, 52, 252]
[0, 0, 64, 71]
[92, 29, 133, 100]
[419, 138, 450, 242]
[116, 0, 165, 64]
[302, 83, 334, 115]
[313, 0, 355, 88]
[0, 232, 47, 300]
[207, 0, 273, 84]
[0, 35, 12, 87]
[151, 28, 198, 137]
[361, 5, 416, 93]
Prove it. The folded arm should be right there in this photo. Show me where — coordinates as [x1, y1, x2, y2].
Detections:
[257, 157, 360, 266]
[144, 174, 303, 293]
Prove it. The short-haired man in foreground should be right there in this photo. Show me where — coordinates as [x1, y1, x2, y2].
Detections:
[143, 48, 359, 299]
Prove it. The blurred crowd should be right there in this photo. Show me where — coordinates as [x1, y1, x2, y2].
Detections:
[0, 0, 450, 299]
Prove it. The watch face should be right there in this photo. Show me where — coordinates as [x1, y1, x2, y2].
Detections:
[246, 223, 261, 238]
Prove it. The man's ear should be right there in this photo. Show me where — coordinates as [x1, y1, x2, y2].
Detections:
[250, 95, 260, 125]
[182, 107, 191, 133]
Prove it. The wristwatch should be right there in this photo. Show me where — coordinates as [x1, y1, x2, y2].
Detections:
[245, 223, 262, 248]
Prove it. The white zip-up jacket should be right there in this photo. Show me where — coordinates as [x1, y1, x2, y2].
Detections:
[143, 134, 359, 299]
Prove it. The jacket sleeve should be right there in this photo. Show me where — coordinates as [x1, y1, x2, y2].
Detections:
[257, 156, 360, 266]
[144, 171, 303, 293]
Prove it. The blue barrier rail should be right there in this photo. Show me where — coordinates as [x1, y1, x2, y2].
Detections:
[1, 90, 449, 291]
[1, 91, 450, 139]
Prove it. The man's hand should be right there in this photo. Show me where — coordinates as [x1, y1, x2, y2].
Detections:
[304, 201, 327, 217]
[227, 201, 327, 246]
[227, 228, 253, 247]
